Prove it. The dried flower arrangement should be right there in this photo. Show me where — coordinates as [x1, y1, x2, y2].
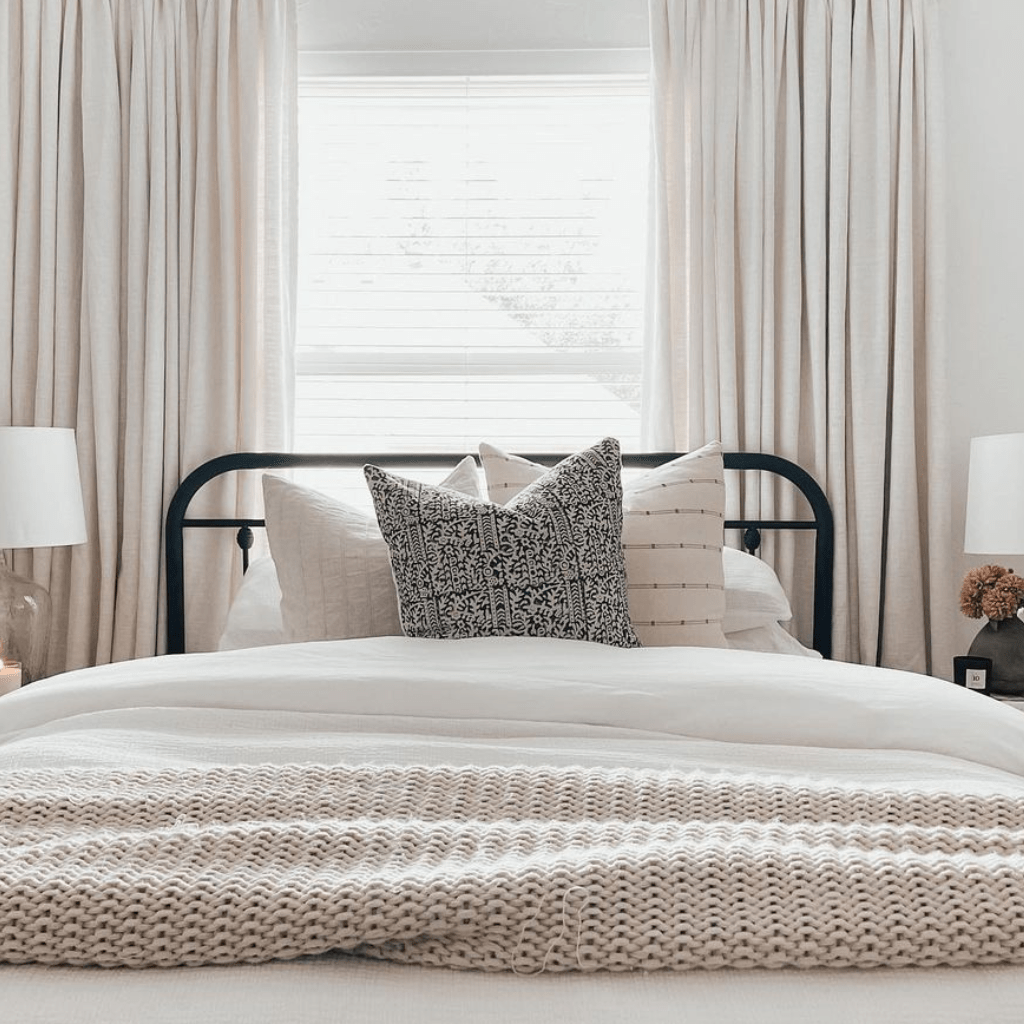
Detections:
[960, 564, 1024, 621]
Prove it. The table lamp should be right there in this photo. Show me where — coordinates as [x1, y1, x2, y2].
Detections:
[0, 427, 87, 684]
[964, 432, 1024, 556]
[962, 432, 1024, 693]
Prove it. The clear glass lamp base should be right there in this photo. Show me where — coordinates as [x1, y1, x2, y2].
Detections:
[0, 561, 52, 685]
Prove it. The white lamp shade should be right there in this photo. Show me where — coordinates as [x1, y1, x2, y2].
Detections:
[964, 432, 1024, 554]
[0, 427, 87, 548]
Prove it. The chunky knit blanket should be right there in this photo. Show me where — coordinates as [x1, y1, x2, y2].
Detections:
[4, 761, 1024, 971]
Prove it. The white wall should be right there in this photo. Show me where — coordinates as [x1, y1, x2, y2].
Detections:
[943, 0, 1024, 658]
[296, 0, 649, 52]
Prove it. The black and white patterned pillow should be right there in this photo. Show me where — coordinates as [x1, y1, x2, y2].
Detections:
[364, 438, 640, 647]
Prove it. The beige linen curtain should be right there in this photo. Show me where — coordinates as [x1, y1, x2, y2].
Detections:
[0, 0, 296, 668]
[644, 0, 952, 673]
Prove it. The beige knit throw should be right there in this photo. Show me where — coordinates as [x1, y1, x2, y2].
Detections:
[3, 762, 1024, 971]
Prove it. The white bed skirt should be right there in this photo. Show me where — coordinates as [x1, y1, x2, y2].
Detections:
[5, 956, 1024, 1024]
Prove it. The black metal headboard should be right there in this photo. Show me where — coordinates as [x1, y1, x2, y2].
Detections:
[165, 451, 834, 658]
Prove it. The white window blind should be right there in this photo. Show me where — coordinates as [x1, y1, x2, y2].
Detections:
[296, 74, 649, 456]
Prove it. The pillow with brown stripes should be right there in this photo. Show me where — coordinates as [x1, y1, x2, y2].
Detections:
[479, 439, 727, 648]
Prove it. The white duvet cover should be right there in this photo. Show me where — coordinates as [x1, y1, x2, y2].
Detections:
[3, 637, 1024, 1021]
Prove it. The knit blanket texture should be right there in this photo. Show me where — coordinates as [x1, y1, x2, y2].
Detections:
[4, 761, 1024, 971]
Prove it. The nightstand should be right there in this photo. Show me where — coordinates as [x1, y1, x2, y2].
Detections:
[991, 696, 1024, 713]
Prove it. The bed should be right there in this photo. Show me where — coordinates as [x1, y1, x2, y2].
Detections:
[3, 441, 1024, 1023]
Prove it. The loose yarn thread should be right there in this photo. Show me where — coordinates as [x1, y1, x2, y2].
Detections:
[513, 885, 589, 975]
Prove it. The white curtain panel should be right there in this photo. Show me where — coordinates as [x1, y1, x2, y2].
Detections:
[644, 0, 952, 674]
[0, 0, 296, 668]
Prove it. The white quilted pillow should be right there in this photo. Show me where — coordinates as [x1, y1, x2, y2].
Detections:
[263, 458, 482, 643]
[479, 440, 727, 648]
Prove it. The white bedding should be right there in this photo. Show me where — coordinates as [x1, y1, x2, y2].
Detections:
[3, 638, 1024, 1020]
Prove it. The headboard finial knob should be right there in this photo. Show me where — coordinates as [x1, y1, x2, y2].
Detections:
[236, 526, 255, 573]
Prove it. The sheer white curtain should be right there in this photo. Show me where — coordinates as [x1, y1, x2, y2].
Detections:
[0, 0, 296, 667]
[644, 0, 952, 673]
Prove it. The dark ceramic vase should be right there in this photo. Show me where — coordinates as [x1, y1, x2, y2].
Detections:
[967, 616, 1024, 695]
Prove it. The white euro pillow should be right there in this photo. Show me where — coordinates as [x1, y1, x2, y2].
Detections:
[721, 546, 793, 633]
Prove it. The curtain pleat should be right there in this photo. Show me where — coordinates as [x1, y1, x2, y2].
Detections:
[645, 0, 953, 673]
[1, 0, 297, 670]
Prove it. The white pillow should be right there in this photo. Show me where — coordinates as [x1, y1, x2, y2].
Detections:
[726, 621, 821, 658]
[721, 547, 792, 634]
[479, 440, 727, 648]
[217, 556, 285, 651]
[262, 458, 482, 643]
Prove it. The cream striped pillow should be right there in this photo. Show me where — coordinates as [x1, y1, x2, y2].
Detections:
[479, 440, 727, 647]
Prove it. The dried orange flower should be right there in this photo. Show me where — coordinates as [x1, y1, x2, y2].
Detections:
[961, 565, 1024, 620]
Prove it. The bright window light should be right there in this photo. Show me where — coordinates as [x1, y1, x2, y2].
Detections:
[295, 74, 650, 458]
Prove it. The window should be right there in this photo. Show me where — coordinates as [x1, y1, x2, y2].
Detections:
[295, 74, 649, 456]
